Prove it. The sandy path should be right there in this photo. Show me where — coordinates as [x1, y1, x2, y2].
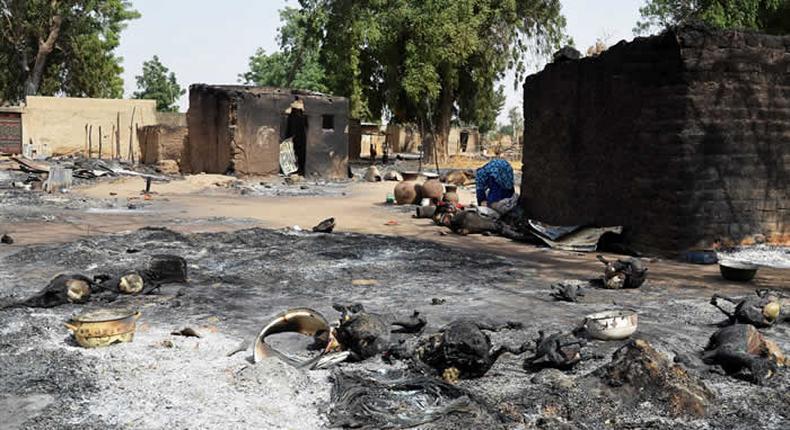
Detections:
[2, 175, 786, 291]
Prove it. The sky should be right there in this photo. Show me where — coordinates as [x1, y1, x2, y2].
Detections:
[117, 0, 643, 124]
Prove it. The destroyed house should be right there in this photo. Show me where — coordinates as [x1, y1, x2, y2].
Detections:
[521, 26, 789, 255]
[184, 85, 349, 178]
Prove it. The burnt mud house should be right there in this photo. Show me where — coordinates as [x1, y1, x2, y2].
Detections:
[521, 25, 789, 255]
[183, 85, 349, 178]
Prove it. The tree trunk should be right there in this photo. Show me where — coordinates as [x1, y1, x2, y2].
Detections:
[434, 81, 453, 163]
[24, 13, 62, 96]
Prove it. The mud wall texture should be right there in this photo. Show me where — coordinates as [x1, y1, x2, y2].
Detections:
[21, 96, 157, 159]
[521, 26, 790, 254]
[138, 125, 187, 165]
[184, 85, 349, 178]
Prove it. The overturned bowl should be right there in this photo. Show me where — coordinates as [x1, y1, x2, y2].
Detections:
[584, 309, 638, 340]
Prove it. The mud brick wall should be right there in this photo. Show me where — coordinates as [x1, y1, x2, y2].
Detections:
[185, 85, 349, 178]
[521, 26, 789, 255]
[138, 125, 187, 165]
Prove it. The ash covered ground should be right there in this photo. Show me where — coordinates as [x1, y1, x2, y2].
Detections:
[0, 227, 788, 429]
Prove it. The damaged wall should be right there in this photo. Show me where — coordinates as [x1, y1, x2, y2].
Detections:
[21, 96, 157, 159]
[138, 124, 188, 166]
[521, 26, 789, 254]
[184, 85, 349, 178]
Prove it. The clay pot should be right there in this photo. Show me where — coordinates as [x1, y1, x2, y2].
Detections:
[421, 179, 444, 200]
[394, 181, 421, 205]
[443, 191, 459, 204]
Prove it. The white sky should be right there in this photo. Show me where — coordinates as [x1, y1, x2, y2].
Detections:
[117, 0, 644, 124]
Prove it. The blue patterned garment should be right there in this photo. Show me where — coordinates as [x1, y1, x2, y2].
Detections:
[475, 158, 515, 205]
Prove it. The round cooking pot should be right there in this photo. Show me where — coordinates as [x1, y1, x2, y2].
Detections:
[65, 308, 141, 348]
[718, 260, 758, 282]
[583, 309, 638, 340]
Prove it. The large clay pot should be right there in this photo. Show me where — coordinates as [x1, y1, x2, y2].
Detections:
[421, 179, 444, 200]
[394, 181, 421, 205]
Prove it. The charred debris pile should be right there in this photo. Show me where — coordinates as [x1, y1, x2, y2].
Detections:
[0, 226, 788, 428]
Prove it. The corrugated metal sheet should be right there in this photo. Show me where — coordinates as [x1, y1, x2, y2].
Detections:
[0, 112, 22, 154]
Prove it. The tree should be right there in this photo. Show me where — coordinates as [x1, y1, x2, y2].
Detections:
[132, 56, 185, 112]
[240, 7, 328, 93]
[0, 0, 139, 103]
[634, 0, 788, 35]
[508, 105, 524, 142]
[311, 0, 568, 162]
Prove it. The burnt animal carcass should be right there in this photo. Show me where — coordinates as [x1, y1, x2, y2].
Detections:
[702, 324, 786, 384]
[597, 255, 647, 289]
[184, 85, 349, 178]
[411, 320, 525, 381]
[710, 290, 782, 328]
[332, 303, 426, 361]
[523, 331, 585, 371]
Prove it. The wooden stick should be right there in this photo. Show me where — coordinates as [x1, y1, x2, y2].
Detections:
[84, 124, 88, 157]
[88, 125, 93, 157]
[116, 112, 121, 159]
[128, 106, 136, 162]
[98, 125, 103, 159]
[110, 124, 115, 159]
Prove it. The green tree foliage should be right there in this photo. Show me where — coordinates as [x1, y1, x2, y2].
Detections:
[307, 0, 567, 161]
[0, 0, 139, 103]
[132, 55, 185, 112]
[635, 0, 788, 34]
[240, 7, 328, 93]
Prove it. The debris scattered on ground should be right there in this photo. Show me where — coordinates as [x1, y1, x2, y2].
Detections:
[253, 307, 331, 367]
[528, 220, 623, 252]
[312, 217, 336, 233]
[8, 274, 96, 308]
[327, 368, 504, 429]
[431, 297, 447, 305]
[0, 234, 13, 244]
[550, 281, 586, 302]
[351, 279, 377, 286]
[171, 327, 201, 338]
[596, 255, 648, 289]
[595, 339, 713, 417]
[524, 331, 585, 370]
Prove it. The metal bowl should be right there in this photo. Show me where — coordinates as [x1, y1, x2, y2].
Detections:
[584, 309, 638, 340]
[65, 308, 141, 348]
[718, 260, 758, 282]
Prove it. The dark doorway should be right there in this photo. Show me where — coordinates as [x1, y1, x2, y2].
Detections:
[286, 108, 308, 174]
[460, 131, 469, 152]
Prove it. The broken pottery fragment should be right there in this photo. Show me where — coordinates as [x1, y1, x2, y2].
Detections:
[595, 339, 713, 417]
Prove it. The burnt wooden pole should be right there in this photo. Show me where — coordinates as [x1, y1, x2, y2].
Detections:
[128, 106, 136, 163]
[98, 126, 103, 159]
[116, 112, 121, 159]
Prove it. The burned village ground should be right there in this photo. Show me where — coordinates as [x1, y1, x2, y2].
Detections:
[0, 223, 788, 429]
